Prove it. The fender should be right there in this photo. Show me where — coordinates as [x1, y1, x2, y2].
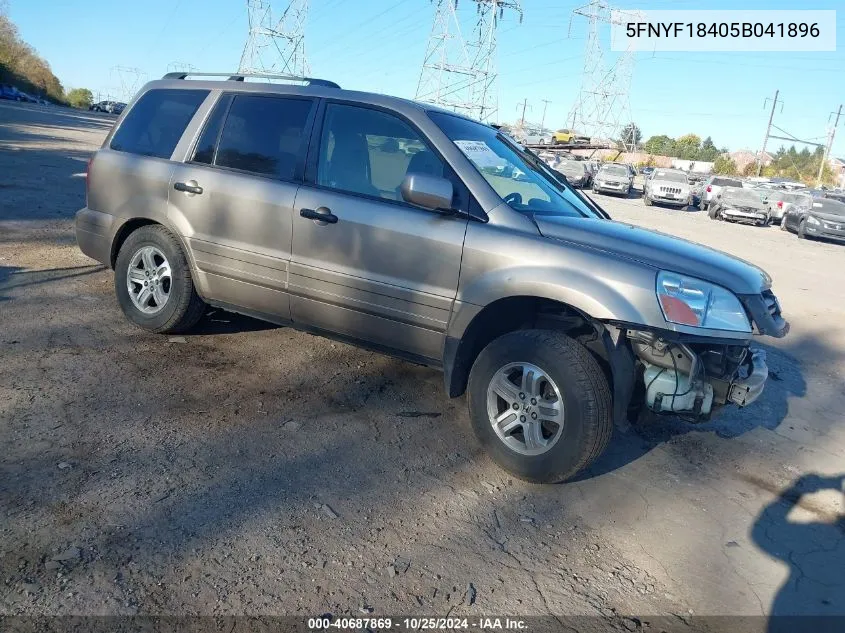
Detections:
[449, 264, 662, 342]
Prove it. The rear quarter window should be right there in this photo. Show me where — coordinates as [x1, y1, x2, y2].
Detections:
[110, 89, 208, 159]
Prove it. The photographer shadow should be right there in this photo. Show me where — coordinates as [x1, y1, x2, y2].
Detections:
[748, 473, 845, 632]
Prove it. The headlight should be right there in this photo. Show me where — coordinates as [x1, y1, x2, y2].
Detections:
[806, 215, 821, 226]
[656, 271, 752, 332]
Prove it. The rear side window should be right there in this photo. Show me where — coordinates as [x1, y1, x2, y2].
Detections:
[214, 95, 313, 180]
[110, 89, 208, 159]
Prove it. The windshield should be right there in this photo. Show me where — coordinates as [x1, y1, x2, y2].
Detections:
[712, 177, 742, 187]
[599, 165, 629, 178]
[429, 111, 602, 218]
[811, 199, 845, 216]
[653, 170, 688, 183]
[721, 187, 767, 208]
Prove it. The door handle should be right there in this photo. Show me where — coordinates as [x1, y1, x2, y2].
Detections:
[300, 207, 338, 224]
[174, 181, 203, 195]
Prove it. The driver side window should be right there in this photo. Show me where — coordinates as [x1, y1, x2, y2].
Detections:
[317, 104, 444, 203]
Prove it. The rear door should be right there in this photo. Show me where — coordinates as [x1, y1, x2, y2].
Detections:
[289, 102, 469, 362]
[167, 92, 316, 319]
[89, 88, 209, 227]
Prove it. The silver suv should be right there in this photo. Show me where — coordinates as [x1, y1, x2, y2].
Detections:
[75, 72, 788, 483]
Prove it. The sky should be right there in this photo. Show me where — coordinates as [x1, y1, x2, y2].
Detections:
[8, 0, 845, 156]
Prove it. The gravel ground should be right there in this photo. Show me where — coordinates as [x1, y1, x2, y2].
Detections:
[1, 101, 843, 628]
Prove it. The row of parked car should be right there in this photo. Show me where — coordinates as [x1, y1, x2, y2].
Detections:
[640, 169, 845, 244]
[0, 84, 51, 105]
[514, 134, 844, 246]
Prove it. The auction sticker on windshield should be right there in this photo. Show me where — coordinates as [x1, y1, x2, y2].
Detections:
[454, 140, 507, 169]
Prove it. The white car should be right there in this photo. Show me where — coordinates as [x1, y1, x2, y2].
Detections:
[763, 189, 814, 224]
[700, 176, 743, 210]
[643, 169, 691, 208]
[515, 129, 551, 146]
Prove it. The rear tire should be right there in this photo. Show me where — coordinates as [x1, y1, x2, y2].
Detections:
[467, 330, 613, 484]
[115, 225, 206, 334]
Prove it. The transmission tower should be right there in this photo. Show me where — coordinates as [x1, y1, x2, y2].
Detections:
[167, 61, 200, 74]
[415, 0, 522, 123]
[566, 1, 641, 143]
[239, 0, 310, 76]
[110, 66, 147, 102]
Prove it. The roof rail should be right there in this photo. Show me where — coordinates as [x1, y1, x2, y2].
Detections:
[161, 71, 340, 89]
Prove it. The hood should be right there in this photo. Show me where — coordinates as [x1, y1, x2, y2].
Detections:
[532, 215, 770, 295]
[809, 210, 845, 223]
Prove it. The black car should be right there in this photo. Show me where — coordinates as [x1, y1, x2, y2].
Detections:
[782, 197, 845, 243]
[640, 166, 655, 177]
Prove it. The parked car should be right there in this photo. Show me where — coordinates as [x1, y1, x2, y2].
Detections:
[761, 189, 813, 224]
[700, 176, 743, 210]
[89, 100, 116, 113]
[515, 128, 551, 146]
[551, 129, 591, 145]
[75, 71, 788, 484]
[111, 102, 127, 115]
[0, 84, 23, 100]
[708, 187, 770, 226]
[782, 197, 845, 242]
[592, 163, 633, 196]
[554, 158, 591, 188]
[643, 169, 691, 208]
[639, 166, 655, 177]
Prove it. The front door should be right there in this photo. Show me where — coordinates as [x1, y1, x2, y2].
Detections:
[290, 102, 468, 361]
[167, 93, 316, 319]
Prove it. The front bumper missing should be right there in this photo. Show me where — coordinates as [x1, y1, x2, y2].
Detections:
[727, 349, 768, 407]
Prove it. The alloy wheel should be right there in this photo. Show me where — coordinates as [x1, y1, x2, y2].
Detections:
[486, 362, 565, 456]
[126, 246, 172, 314]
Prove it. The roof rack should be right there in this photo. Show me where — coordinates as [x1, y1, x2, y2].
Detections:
[161, 71, 340, 89]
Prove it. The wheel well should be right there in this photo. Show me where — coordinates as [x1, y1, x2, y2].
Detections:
[110, 218, 159, 268]
[445, 296, 613, 398]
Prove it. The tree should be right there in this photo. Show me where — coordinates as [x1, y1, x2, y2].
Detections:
[699, 136, 720, 162]
[713, 155, 738, 175]
[643, 135, 675, 156]
[675, 134, 702, 160]
[619, 123, 642, 150]
[65, 87, 92, 108]
[0, 13, 65, 102]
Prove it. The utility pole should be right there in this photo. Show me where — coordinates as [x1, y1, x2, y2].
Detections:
[816, 104, 842, 187]
[517, 98, 531, 127]
[756, 89, 782, 176]
[540, 98, 551, 132]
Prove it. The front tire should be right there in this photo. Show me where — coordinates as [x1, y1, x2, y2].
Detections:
[115, 225, 206, 333]
[708, 205, 720, 220]
[467, 330, 613, 484]
[643, 195, 653, 206]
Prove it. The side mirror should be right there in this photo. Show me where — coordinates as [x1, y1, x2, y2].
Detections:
[400, 173, 454, 212]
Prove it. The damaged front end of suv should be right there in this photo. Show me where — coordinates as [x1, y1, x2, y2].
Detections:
[621, 273, 787, 420]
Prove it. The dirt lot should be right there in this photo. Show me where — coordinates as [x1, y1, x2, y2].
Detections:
[1, 101, 844, 628]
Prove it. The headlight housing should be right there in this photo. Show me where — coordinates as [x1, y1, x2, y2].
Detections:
[806, 215, 821, 226]
[656, 271, 752, 332]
